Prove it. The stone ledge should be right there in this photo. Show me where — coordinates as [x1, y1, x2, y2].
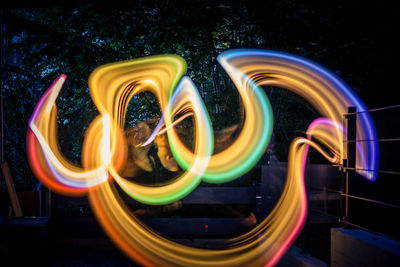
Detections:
[331, 227, 400, 267]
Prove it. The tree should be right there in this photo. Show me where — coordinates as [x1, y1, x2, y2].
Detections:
[3, 0, 394, 188]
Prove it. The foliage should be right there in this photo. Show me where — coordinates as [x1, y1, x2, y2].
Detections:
[1, 1, 396, 188]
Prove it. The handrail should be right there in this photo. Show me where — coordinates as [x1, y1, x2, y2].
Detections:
[345, 104, 400, 115]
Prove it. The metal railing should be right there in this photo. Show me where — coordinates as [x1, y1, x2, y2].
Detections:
[299, 104, 400, 242]
[339, 104, 400, 239]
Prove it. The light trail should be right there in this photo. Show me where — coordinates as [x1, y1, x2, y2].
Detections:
[26, 50, 379, 266]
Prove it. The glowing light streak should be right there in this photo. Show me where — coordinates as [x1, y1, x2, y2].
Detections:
[28, 75, 109, 191]
[220, 49, 378, 180]
[26, 49, 379, 266]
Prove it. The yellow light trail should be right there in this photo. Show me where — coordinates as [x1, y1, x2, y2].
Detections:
[27, 49, 378, 266]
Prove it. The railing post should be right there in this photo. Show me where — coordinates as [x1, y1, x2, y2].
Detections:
[340, 158, 347, 222]
[342, 106, 357, 225]
[347, 106, 357, 170]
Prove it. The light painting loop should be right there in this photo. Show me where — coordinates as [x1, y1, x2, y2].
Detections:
[27, 49, 379, 267]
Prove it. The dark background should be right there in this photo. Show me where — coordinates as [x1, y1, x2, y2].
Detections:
[1, 0, 398, 189]
[0, 0, 399, 260]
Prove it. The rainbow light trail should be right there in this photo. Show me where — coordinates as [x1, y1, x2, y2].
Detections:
[27, 49, 378, 266]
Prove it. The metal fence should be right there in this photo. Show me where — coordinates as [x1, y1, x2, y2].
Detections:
[338, 104, 400, 239]
[305, 105, 400, 240]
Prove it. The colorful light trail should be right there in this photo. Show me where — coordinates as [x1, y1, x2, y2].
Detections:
[27, 49, 378, 266]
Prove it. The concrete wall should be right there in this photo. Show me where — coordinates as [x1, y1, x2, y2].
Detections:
[331, 227, 400, 267]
